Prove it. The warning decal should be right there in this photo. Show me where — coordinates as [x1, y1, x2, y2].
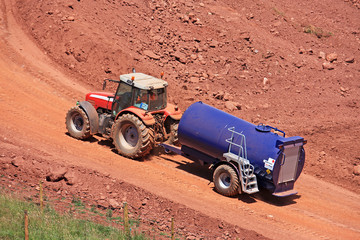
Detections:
[263, 158, 276, 171]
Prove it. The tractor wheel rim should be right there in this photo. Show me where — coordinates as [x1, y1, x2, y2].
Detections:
[123, 125, 138, 147]
[219, 172, 231, 189]
[72, 114, 84, 131]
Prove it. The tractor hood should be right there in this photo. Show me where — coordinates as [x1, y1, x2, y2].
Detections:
[85, 92, 114, 110]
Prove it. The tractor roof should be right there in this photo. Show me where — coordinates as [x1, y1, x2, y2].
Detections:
[120, 73, 168, 90]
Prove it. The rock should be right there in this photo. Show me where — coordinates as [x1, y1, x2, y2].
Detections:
[109, 199, 120, 208]
[11, 159, 19, 167]
[67, 16, 75, 21]
[188, 12, 195, 20]
[209, 40, 219, 48]
[319, 51, 326, 59]
[143, 50, 160, 60]
[64, 171, 78, 185]
[223, 92, 232, 101]
[326, 53, 338, 62]
[340, 87, 348, 92]
[2, 163, 10, 170]
[142, 198, 148, 206]
[181, 14, 190, 23]
[214, 91, 225, 100]
[181, 84, 188, 90]
[299, 46, 306, 54]
[225, 101, 238, 111]
[240, 32, 250, 41]
[345, 56, 355, 63]
[263, 77, 270, 85]
[218, 222, 224, 229]
[322, 62, 334, 70]
[353, 165, 360, 175]
[11, 156, 24, 167]
[172, 51, 187, 64]
[294, 61, 305, 68]
[189, 77, 199, 83]
[46, 167, 67, 182]
[153, 35, 164, 44]
[320, 151, 326, 158]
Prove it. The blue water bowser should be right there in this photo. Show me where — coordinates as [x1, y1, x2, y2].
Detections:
[165, 101, 306, 197]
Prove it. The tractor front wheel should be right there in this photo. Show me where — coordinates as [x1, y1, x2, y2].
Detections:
[112, 114, 153, 159]
[65, 106, 91, 139]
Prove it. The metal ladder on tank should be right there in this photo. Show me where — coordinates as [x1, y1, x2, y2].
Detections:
[223, 127, 259, 194]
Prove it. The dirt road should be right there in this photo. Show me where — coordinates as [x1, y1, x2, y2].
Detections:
[0, 1, 359, 239]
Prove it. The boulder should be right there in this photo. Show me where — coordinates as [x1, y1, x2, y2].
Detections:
[143, 50, 160, 60]
[172, 51, 187, 64]
[225, 101, 238, 111]
[353, 165, 360, 175]
[64, 171, 78, 185]
[46, 167, 67, 182]
[345, 56, 355, 63]
[109, 199, 120, 208]
[319, 51, 326, 59]
[322, 62, 334, 70]
[326, 53, 338, 62]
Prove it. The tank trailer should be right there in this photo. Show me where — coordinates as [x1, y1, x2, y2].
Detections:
[162, 102, 306, 197]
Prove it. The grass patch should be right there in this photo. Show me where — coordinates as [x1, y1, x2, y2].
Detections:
[303, 24, 333, 38]
[0, 193, 147, 240]
[272, 7, 285, 17]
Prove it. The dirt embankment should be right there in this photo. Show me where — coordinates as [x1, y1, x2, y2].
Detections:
[14, 0, 360, 193]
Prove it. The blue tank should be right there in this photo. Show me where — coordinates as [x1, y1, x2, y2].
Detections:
[178, 102, 306, 196]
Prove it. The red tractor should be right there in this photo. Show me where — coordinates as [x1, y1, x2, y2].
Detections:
[65, 71, 182, 158]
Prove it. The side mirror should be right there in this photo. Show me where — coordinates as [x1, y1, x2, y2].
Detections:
[102, 80, 107, 90]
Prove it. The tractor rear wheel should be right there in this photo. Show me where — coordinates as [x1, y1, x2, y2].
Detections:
[65, 106, 91, 139]
[213, 164, 240, 197]
[112, 113, 153, 159]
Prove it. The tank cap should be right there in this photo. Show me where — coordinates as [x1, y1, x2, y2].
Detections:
[255, 123, 271, 132]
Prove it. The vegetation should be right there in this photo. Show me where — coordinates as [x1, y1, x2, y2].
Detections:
[0, 193, 147, 240]
[303, 24, 333, 38]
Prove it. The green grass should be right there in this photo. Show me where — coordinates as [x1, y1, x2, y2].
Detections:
[0, 193, 147, 240]
[272, 7, 285, 17]
[303, 24, 333, 38]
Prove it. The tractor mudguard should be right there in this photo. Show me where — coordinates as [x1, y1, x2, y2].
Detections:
[116, 106, 156, 126]
[163, 103, 182, 121]
[79, 101, 99, 134]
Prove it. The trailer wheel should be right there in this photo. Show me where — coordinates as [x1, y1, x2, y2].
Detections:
[65, 106, 91, 139]
[112, 113, 153, 159]
[213, 164, 240, 197]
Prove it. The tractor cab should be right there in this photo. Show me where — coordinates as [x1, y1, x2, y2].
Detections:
[109, 73, 168, 116]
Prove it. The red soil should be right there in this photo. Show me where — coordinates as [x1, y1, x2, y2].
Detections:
[0, 0, 359, 239]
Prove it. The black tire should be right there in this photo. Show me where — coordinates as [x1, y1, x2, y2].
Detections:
[65, 106, 91, 139]
[166, 120, 179, 146]
[111, 113, 153, 159]
[213, 164, 240, 197]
